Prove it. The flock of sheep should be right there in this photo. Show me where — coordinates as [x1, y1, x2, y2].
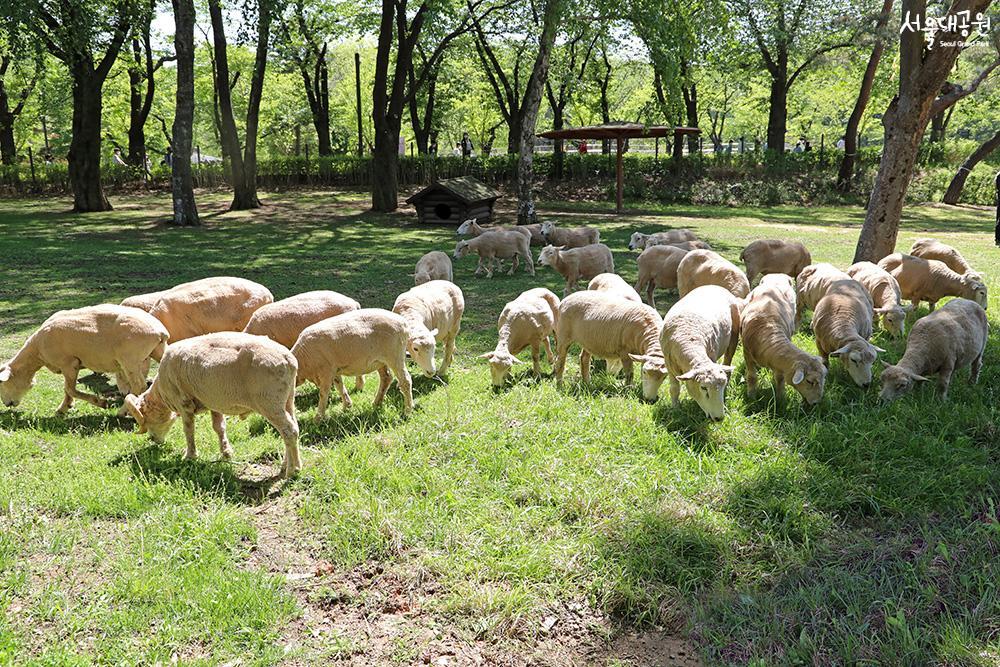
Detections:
[0, 218, 990, 479]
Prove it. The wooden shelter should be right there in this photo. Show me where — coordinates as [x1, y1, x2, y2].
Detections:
[406, 176, 502, 224]
[537, 123, 701, 213]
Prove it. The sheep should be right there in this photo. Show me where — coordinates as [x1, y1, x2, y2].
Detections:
[123, 332, 301, 478]
[392, 280, 465, 377]
[122, 276, 274, 342]
[879, 298, 987, 401]
[540, 220, 600, 248]
[794, 263, 853, 325]
[552, 291, 668, 402]
[909, 238, 981, 280]
[668, 239, 712, 252]
[414, 251, 454, 285]
[810, 280, 884, 387]
[846, 261, 910, 338]
[481, 288, 560, 385]
[634, 244, 689, 309]
[676, 249, 750, 299]
[588, 272, 641, 302]
[627, 229, 698, 251]
[456, 218, 542, 246]
[292, 309, 413, 418]
[660, 285, 741, 420]
[1, 305, 169, 414]
[741, 274, 828, 405]
[877, 253, 988, 312]
[538, 243, 615, 297]
[453, 230, 534, 278]
[740, 239, 812, 283]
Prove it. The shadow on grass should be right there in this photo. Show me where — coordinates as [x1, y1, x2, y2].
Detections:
[0, 409, 134, 436]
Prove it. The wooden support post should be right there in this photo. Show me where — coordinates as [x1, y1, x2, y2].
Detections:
[615, 136, 624, 214]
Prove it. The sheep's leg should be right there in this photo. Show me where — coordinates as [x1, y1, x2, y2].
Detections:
[508, 254, 519, 276]
[393, 363, 414, 415]
[264, 403, 301, 478]
[354, 375, 365, 392]
[58, 365, 107, 415]
[524, 250, 535, 276]
[971, 350, 983, 384]
[669, 376, 681, 406]
[621, 357, 634, 385]
[579, 350, 592, 384]
[316, 378, 332, 420]
[554, 343, 570, 388]
[441, 335, 456, 376]
[909, 301, 920, 319]
[373, 366, 392, 407]
[531, 343, 542, 377]
[115, 364, 149, 416]
[542, 336, 554, 365]
[773, 373, 786, 406]
[484, 254, 495, 279]
[182, 412, 197, 460]
[938, 364, 953, 397]
[648, 284, 657, 310]
[211, 411, 234, 460]
[474, 256, 485, 276]
[333, 376, 351, 410]
[928, 301, 937, 312]
[744, 358, 759, 398]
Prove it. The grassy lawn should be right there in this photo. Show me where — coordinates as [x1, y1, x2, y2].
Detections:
[1, 189, 999, 665]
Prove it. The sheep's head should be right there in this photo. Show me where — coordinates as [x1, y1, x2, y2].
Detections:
[789, 356, 827, 405]
[0, 364, 32, 408]
[879, 361, 929, 402]
[875, 305, 908, 338]
[540, 221, 556, 236]
[676, 363, 735, 421]
[480, 350, 523, 386]
[829, 340, 885, 388]
[406, 326, 439, 376]
[453, 240, 471, 259]
[627, 232, 647, 251]
[629, 354, 669, 402]
[414, 270, 432, 285]
[456, 219, 476, 236]
[538, 245, 565, 267]
[124, 392, 175, 443]
[962, 275, 988, 309]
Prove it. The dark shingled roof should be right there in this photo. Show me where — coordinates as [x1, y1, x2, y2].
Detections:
[406, 176, 502, 205]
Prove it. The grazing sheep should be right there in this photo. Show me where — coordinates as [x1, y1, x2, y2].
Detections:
[668, 239, 712, 251]
[0, 305, 169, 414]
[243, 291, 360, 348]
[540, 221, 601, 248]
[481, 288, 560, 385]
[676, 249, 750, 299]
[741, 274, 828, 405]
[909, 238, 981, 280]
[795, 263, 853, 325]
[627, 229, 698, 251]
[453, 230, 534, 277]
[634, 244, 689, 308]
[456, 218, 542, 246]
[414, 251, 453, 285]
[588, 273, 641, 302]
[123, 332, 301, 478]
[392, 280, 465, 377]
[811, 280, 884, 387]
[292, 309, 413, 418]
[880, 298, 987, 401]
[740, 239, 812, 283]
[846, 261, 910, 338]
[660, 285, 741, 420]
[538, 244, 615, 296]
[878, 253, 988, 312]
[553, 291, 668, 402]
[122, 276, 274, 343]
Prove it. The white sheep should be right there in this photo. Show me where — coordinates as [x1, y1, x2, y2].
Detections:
[414, 251, 454, 285]
[392, 280, 465, 377]
[540, 221, 601, 247]
[880, 298, 987, 401]
[794, 263, 853, 325]
[634, 244, 688, 308]
[810, 279, 883, 387]
[668, 239, 712, 252]
[456, 218, 539, 245]
[740, 239, 812, 283]
[453, 231, 534, 277]
[481, 288, 560, 385]
[123, 332, 302, 477]
[627, 229, 698, 251]
[660, 285, 741, 420]
[878, 253, 988, 312]
[588, 273, 641, 302]
[908, 238, 981, 280]
[846, 261, 910, 338]
[676, 249, 750, 299]
[538, 243, 615, 296]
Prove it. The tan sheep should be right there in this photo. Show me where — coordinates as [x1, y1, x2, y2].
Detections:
[453, 230, 534, 277]
[810, 280, 883, 387]
[660, 285, 741, 420]
[481, 288, 560, 385]
[740, 239, 812, 283]
[676, 249, 750, 299]
[123, 332, 301, 477]
[456, 218, 542, 246]
[627, 229, 698, 251]
[538, 243, 615, 296]
[414, 251, 454, 285]
[794, 263, 853, 325]
[668, 239, 712, 251]
[292, 309, 413, 418]
[1, 305, 169, 414]
[741, 274, 828, 405]
[392, 280, 465, 377]
[588, 273, 641, 302]
[633, 244, 688, 308]
[877, 253, 988, 312]
[880, 298, 987, 401]
[908, 238, 981, 280]
[553, 291, 668, 402]
[540, 220, 601, 247]
[846, 261, 910, 338]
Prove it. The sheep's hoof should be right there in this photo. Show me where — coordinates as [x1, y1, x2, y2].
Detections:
[220, 447, 234, 461]
[183, 452, 197, 461]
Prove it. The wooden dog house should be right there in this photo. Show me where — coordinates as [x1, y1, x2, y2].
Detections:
[406, 176, 501, 224]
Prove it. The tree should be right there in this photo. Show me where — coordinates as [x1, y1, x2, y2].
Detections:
[855, 0, 997, 261]
[943, 130, 1000, 204]
[170, 0, 199, 225]
[545, 26, 598, 177]
[126, 0, 174, 169]
[0, 52, 39, 171]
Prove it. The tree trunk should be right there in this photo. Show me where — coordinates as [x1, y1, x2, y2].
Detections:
[300, 44, 332, 156]
[551, 103, 564, 179]
[765, 69, 788, 153]
[0, 111, 15, 167]
[371, 133, 399, 211]
[943, 130, 1000, 204]
[237, 0, 270, 210]
[127, 41, 148, 167]
[599, 51, 611, 155]
[682, 82, 698, 153]
[506, 113, 523, 155]
[68, 69, 112, 212]
[170, 0, 199, 225]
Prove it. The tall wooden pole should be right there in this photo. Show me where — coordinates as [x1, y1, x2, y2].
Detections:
[355, 52, 363, 157]
[615, 136, 624, 214]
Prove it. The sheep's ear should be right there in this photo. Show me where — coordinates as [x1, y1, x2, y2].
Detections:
[908, 371, 930, 382]
[557, 245, 566, 251]
[512, 358, 527, 364]
[720, 365, 735, 374]
[479, 352, 494, 360]
[871, 344, 886, 354]
[792, 367, 805, 384]
[628, 353, 649, 363]
[428, 328, 439, 337]
[880, 359, 893, 369]
[829, 345, 852, 358]
[124, 395, 146, 432]
[676, 369, 697, 380]
[0, 366, 9, 383]
[901, 303, 914, 312]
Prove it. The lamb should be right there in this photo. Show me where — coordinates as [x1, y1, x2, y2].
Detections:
[1, 305, 169, 414]
[588, 273, 641, 302]
[292, 309, 413, 418]
[810, 280, 884, 387]
[909, 238, 981, 280]
[552, 291, 668, 402]
[540, 221, 601, 248]
[414, 251, 454, 285]
[538, 244, 615, 296]
[123, 332, 301, 478]
[660, 285, 741, 420]
[879, 298, 987, 401]
[741, 274, 828, 405]
[122, 276, 274, 342]
[634, 244, 689, 308]
[877, 253, 988, 312]
[392, 280, 465, 377]
[676, 249, 750, 299]
[453, 230, 534, 277]
[481, 288, 560, 385]
[794, 263, 853, 325]
[740, 239, 812, 283]
[627, 229, 698, 251]
[846, 261, 910, 338]
[456, 218, 541, 246]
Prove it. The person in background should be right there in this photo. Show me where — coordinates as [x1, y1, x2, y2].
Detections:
[461, 132, 474, 158]
[578, 140, 588, 154]
[792, 141, 804, 154]
[836, 136, 846, 150]
[162, 147, 173, 167]
[804, 139, 812, 152]
[112, 147, 128, 166]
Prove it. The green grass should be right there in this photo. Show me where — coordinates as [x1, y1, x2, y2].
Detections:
[2, 190, 1000, 664]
